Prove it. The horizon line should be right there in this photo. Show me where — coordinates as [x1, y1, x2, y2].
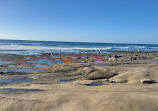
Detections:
[0, 38, 158, 45]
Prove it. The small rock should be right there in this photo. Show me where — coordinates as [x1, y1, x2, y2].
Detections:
[0, 72, 5, 75]
[140, 79, 156, 84]
[133, 57, 137, 60]
[110, 80, 116, 83]
[102, 79, 109, 82]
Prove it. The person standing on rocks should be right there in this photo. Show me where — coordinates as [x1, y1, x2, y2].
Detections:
[108, 55, 111, 62]
[59, 52, 62, 58]
[114, 54, 117, 61]
[100, 50, 103, 55]
[98, 49, 101, 54]
[51, 50, 53, 58]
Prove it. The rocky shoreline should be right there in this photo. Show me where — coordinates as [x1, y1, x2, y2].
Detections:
[0, 51, 158, 110]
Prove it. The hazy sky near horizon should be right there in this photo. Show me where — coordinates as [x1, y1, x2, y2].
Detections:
[0, 0, 158, 44]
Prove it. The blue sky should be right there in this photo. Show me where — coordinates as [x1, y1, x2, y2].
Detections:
[0, 0, 158, 44]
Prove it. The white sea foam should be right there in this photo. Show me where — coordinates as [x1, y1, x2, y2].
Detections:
[0, 45, 113, 51]
[0, 43, 158, 55]
[0, 45, 158, 51]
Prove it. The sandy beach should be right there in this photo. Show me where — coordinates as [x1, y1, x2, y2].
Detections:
[0, 51, 158, 111]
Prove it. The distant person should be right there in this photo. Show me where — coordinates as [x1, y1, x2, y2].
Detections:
[100, 50, 103, 54]
[114, 54, 117, 61]
[98, 49, 101, 54]
[51, 50, 53, 58]
[108, 55, 111, 62]
[59, 52, 62, 58]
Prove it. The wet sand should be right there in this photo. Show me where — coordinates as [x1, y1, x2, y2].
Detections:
[0, 51, 158, 111]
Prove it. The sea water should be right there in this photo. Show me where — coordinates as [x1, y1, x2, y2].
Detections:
[0, 39, 158, 55]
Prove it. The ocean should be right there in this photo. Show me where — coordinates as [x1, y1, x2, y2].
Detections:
[0, 39, 158, 55]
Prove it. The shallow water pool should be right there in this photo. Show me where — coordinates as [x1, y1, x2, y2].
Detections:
[0, 59, 12, 65]
[0, 88, 43, 93]
[0, 77, 35, 84]
[27, 59, 54, 67]
[145, 59, 158, 62]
